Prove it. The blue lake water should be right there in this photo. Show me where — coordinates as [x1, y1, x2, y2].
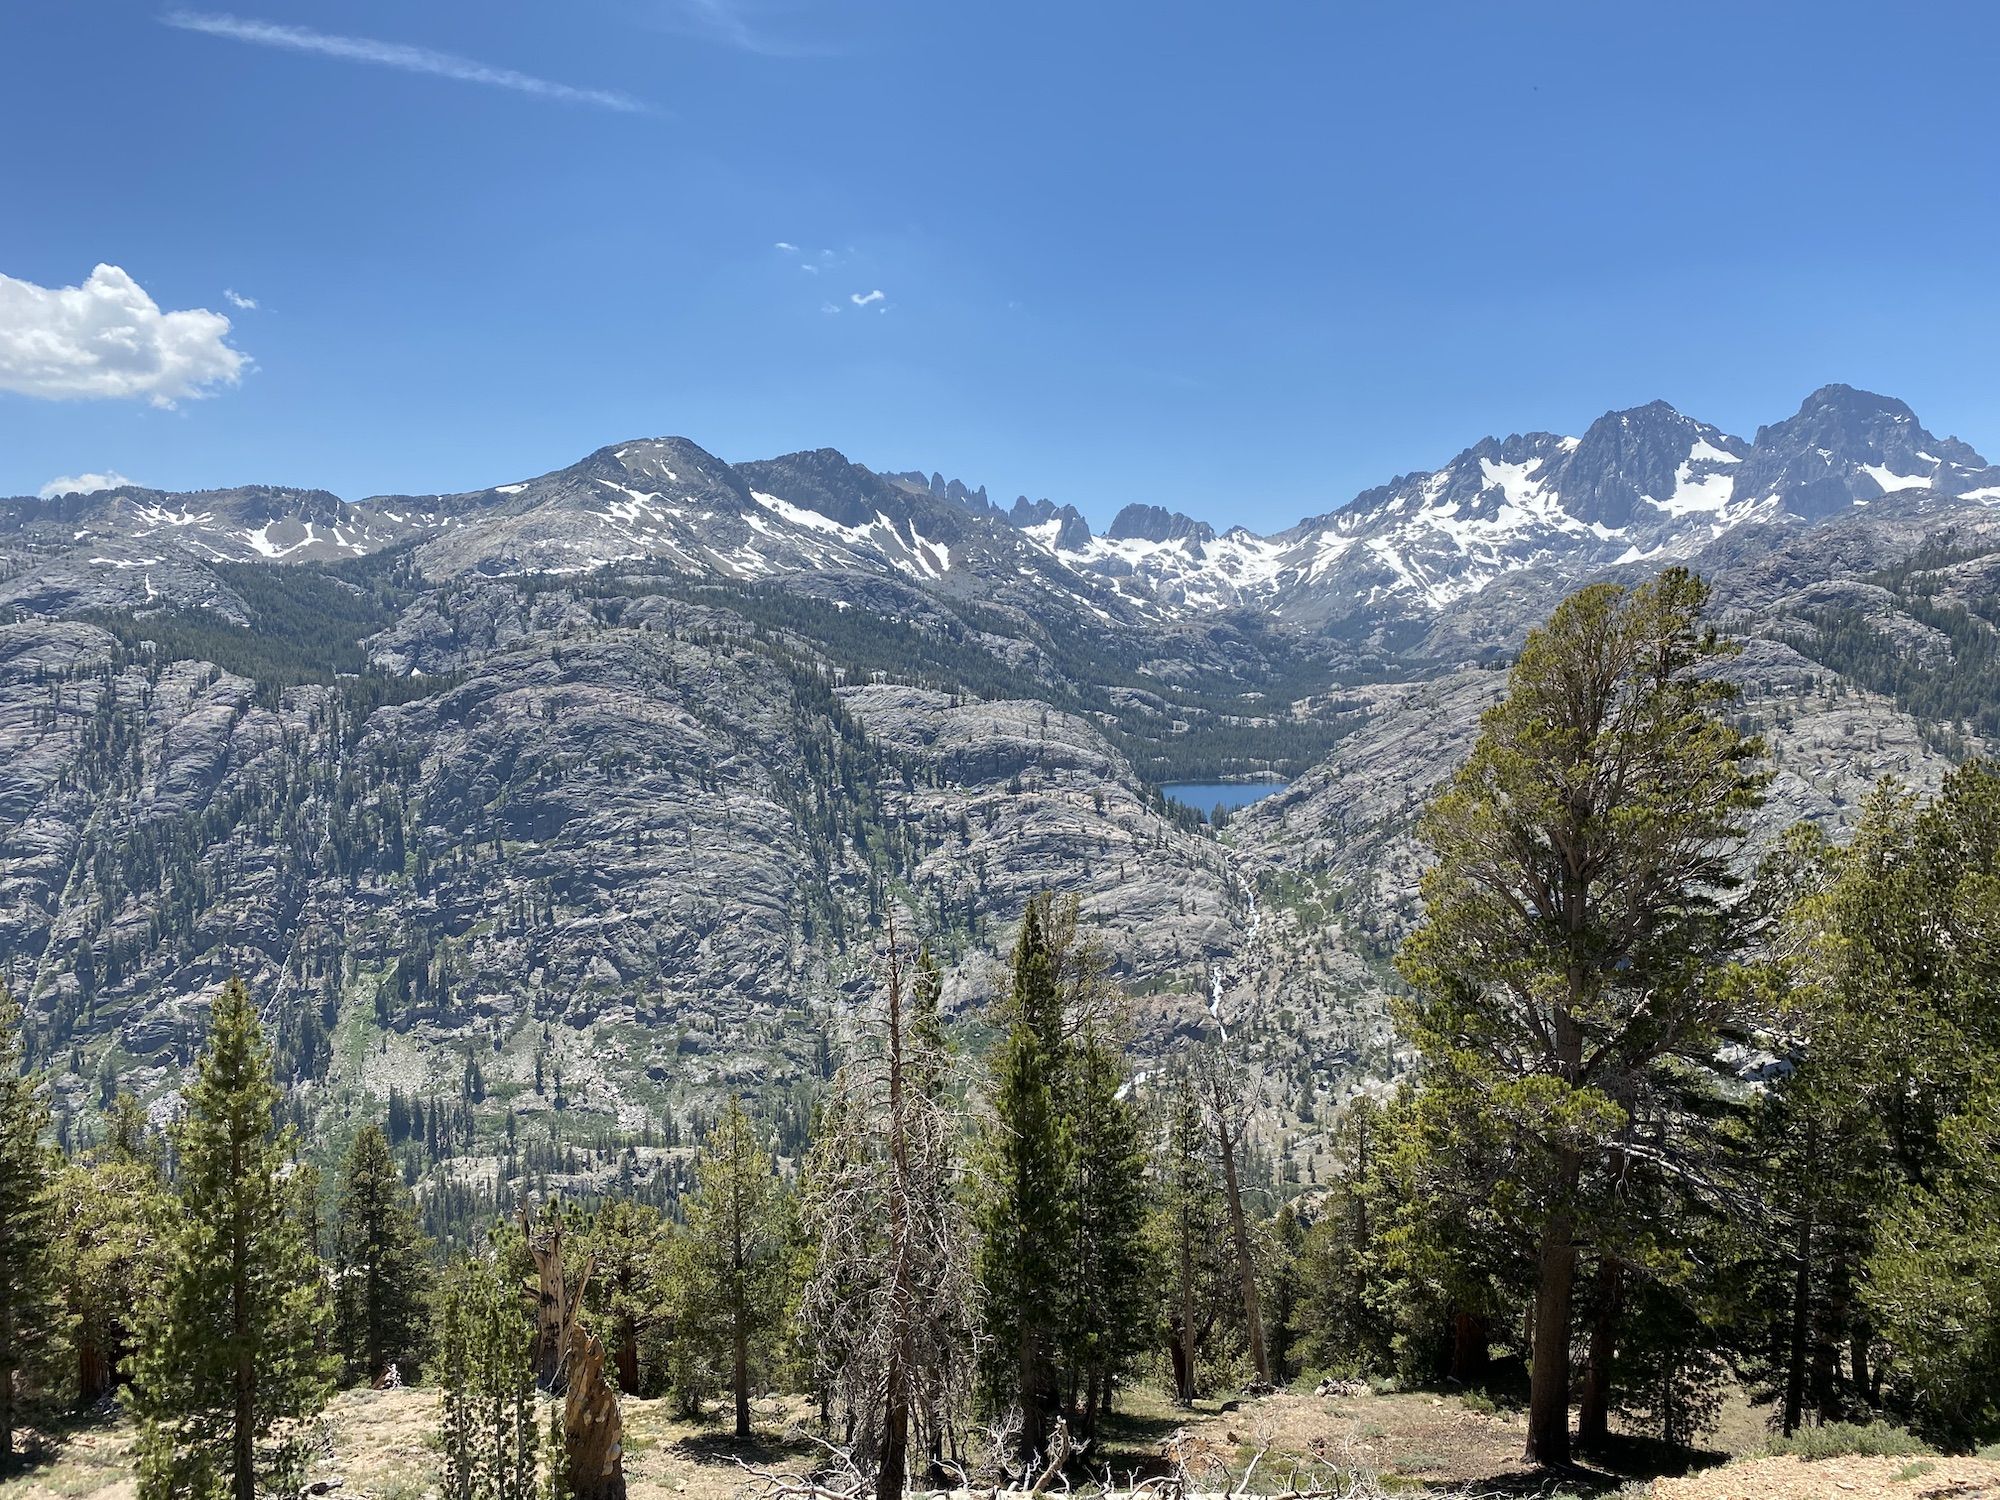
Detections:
[1160, 780, 1290, 815]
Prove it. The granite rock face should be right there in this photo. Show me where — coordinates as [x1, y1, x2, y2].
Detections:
[2, 387, 1998, 1196]
[0, 586, 1246, 1157]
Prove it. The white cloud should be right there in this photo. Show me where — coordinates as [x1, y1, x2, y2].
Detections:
[800, 263, 819, 275]
[820, 302, 841, 316]
[773, 241, 799, 253]
[38, 471, 136, 499]
[223, 288, 258, 310]
[162, 11, 647, 113]
[0, 264, 247, 407]
[850, 289, 885, 307]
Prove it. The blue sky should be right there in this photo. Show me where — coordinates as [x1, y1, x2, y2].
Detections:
[3, 0, 1998, 531]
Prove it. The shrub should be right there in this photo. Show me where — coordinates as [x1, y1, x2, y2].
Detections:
[1761, 1420, 1934, 1460]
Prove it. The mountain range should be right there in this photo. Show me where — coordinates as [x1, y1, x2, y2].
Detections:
[13, 383, 1994, 643]
[5, 382, 1998, 1216]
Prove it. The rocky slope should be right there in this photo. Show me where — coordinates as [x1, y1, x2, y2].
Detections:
[3, 383, 1998, 1210]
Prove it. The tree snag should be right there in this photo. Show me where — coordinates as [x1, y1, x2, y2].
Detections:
[523, 1209, 627, 1500]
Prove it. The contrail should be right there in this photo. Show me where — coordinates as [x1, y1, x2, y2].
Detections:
[161, 10, 648, 113]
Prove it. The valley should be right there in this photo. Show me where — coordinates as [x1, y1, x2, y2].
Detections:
[2, 383, 1998, 1228]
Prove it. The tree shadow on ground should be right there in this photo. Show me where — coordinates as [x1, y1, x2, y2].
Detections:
[1445, 1433, 1731, 1496]
[0, 1406, 126, 1480]
[669, 1427, 821, 1472]
[1092, 1402, 1212, 1484]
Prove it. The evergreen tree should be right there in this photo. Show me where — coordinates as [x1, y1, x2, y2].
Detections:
[1393, 569, 1766, 1465]
[55, 1093, 164, 1405]
[1148, 1060, 1235, 1404]
[1868, 1082, 2000, 1443]
[433, 1254, 540, 1500]
[975, 895, 1073, 1457]
[577, 1199, 672, 1397]
[1293, 1097, 1401, 1381]
[1058, 1022, 1150, 1434]
[681, 1096, 791, 1438]
[1760, 766, 2000, 1444]
[0, 989, 66, 1459]
[333, 1123, 431, 1386]
[129, 978, 334, 1500]
[1374, 1080, 1527, 1388]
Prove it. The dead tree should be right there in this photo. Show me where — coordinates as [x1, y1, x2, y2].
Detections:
[801, 934, 978, 1500]
[1197, 1046, 1270, 1385]
[523, 1209, 628, 1500]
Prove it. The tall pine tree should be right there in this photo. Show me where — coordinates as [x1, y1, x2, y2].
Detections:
[333, 1123, 431, 1386]
[976, 895, 1073, 1459]
[1059, 1022, 1150, 1434]
[0, 989, 66, 1460]
[1394, 569, 1765, 1465]
[682, 1097, 791, 1439]
[130, 978, 333, 1500]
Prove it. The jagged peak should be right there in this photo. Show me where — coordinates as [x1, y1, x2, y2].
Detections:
[1105, 503, 1215, 546]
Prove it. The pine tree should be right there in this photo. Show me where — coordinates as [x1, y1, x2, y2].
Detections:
[1869, 1083, 2000, 1443]
[55, 1093, 164, 1405]
[1761, 766, 2000, 1444]
[0, 989, 66, 1459]
[333, 1123, 431, 1386]
[681, 1097, 791, 1439]
[1149, 1060, 1234, 1404]
[1293, 1097, 1400, 1381]
[1059, 1023, 1150, 1434]
[129, 977, 334, 1500]
[975, 894, 1074, 1458]
[433, 1254, 540, 1500]
[577, 1199, 672, 1397]
[1393, 569, 1766, 1465]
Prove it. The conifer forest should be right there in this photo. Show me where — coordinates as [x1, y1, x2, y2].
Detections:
[0, 566, 1993, 1500]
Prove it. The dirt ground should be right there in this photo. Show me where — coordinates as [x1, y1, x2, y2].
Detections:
[1653, 1455, 2000, 1499]
[0, 1383, 1996, 1499]
[0, 1387, 826, 1500]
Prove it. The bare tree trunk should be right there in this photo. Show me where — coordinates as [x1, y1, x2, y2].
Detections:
[525, 1214, 627, 1500]
[1783, 1208, 1813, 1438]
[78, 1337, 112, 1407]
[1175, 1213, 1198, 1404]
[1577, 1261, 1621, 1450]
[1524, 1195, 1577, 1466]
[1449, 1309, 1489, 1384]
[232, 1136, 254, 1500]
[614, 1337, 638, 1397]
[734, 1315, 751, 1439]
[1214, 1110, 1268, 1384]
[877, 1357, 908, 1500]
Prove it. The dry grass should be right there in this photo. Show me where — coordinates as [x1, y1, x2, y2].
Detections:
[0, 1388, 823, 1500]
[0, 1382, 1993, 1500]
